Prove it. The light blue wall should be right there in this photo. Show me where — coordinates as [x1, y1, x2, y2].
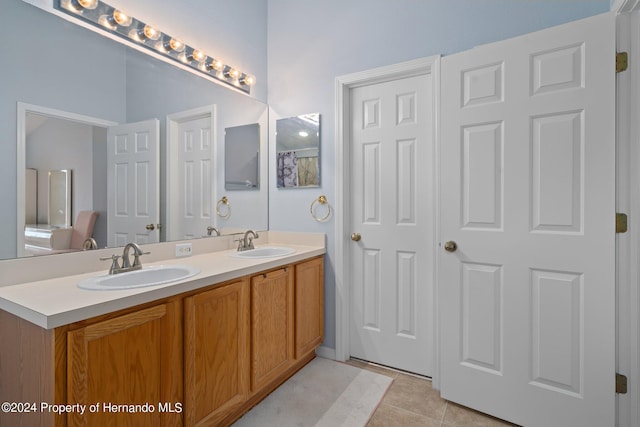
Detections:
[107, 0, 269, 102]
[0, 1, 127, 259]
[266, 0, 611, 351]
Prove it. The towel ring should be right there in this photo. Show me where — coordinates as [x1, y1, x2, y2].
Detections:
[216, 196, 231, 219]
[310, 195, 332, 222]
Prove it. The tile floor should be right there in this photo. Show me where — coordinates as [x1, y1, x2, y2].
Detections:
[346, 359, 519, 427]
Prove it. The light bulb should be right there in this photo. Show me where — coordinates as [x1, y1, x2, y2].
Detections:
[208, 58, 225, 71]
[71, 0, 98, 10]
[113, 10, 132, 27]
[99, 10, 132, 29]
[190, 50, 206, 63]
[165, 38, 185, 53]
[225, 68, 239, 79]
[298, 131, 309, 137]
[130, 25, 160, 42]
[143, 25, 161, 41]
[98, 14, 116, 29]
[240, 74, 256, 86]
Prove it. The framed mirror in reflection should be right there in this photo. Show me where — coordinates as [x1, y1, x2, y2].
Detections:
[3, 0, 269, 260]
[276, 113, 320, 188]
[225, 124, 260, 191]
[48, 170, 72, 228]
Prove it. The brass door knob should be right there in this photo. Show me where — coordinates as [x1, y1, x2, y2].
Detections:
[146, 224, 156, 231]
[444, 241, 457, 253]
[351, 233, 361, 242]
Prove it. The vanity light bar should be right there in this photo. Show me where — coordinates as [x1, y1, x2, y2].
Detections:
[56, 0, 255, 94]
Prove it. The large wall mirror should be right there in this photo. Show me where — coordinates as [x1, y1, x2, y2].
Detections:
[276, 113, 320, 188]
[1, 1, 268, 260]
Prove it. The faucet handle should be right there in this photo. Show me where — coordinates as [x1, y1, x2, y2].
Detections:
[100, 254, 122, 275]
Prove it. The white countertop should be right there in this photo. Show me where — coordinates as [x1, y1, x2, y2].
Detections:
[0, 236, 325, 330]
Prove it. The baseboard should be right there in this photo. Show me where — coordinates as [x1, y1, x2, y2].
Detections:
[315, 345, 336, 360]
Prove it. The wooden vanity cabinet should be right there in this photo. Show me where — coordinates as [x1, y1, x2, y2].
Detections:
[294, 257, 324, 359]
[183, 278, 250, 427]
[250, 267, 295, 391]
[0, 255, 324, 427]
[66, 300, 183, 427]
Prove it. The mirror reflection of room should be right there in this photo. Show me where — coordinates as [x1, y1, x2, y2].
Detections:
[276, 113, 320, 188]
[23, 112, 102, 256]
[2, 0, 269, 261]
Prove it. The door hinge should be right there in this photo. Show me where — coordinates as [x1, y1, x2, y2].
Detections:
[616, 213, 628, 233]
[616, 373, 628, 394]
[617, 52, 628, 73]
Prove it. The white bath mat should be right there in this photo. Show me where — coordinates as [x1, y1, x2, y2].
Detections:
[233, 357, 392, 427]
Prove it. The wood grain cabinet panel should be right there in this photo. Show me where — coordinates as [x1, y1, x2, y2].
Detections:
[295, 257, 324, 358]
[0, 310, 65, 427]
[184, 279, 250, 426]
[250, 267, 294, 391]
[66, 301, 182, 427]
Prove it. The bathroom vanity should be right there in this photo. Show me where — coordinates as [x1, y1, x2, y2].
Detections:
[0, 232, 325, 426]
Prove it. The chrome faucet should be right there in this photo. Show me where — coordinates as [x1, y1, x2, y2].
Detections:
[237, 230, 259, 251]
[100, 242, 150, 274]
[122, 242, 146, 269]
[82, 238, 98, 250]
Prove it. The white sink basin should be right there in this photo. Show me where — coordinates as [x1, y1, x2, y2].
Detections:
[230, 246, 296, 259]
[78, 265, 200, 290]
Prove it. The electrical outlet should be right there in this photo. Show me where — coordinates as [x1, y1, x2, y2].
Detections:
[175, 243, 192, 257]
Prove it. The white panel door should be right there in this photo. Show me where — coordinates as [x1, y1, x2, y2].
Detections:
[440, 13, 615, 426]
[177, 116, 213, 239]
[107, 119, 160, 247]
[350, 73, 434, 376]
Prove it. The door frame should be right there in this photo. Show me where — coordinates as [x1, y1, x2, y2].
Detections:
[166, 105, 217, 242]
[16, 102, 116, 257]
[334, 56, 440, 383]
[616, 10, 640, 427]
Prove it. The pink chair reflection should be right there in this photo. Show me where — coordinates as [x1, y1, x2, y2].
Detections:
[69, 211, 99, 250]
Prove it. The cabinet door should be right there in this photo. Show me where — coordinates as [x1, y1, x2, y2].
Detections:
[295, 257, 324, 358]
[251, 267, 294, 391]
[184, 279, 250, 426]
[67, 301, 182, 427]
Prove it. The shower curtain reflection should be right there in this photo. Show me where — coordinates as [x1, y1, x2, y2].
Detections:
[277, 151, 298, 188]
[297, 156, 318, 186]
